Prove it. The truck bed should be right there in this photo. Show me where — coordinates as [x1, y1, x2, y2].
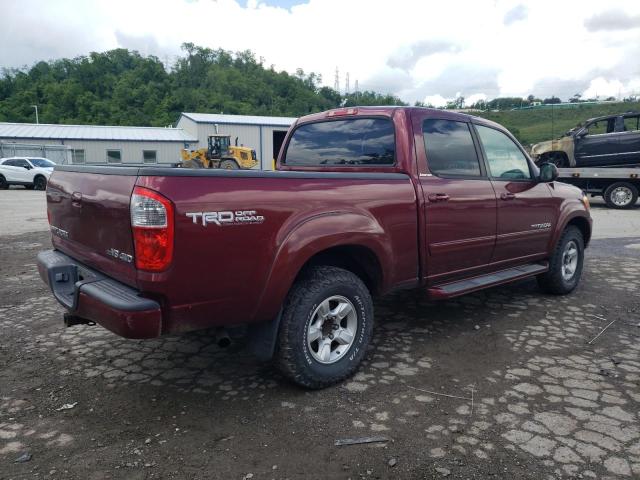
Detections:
[46, 165, 420, 335]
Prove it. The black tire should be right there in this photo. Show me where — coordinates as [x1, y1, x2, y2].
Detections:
[603, 182, 638, 209]
[275, 266, 374, 389]
[0, 175, 7, 189]
[537, 226, 584, 295]
[33, 175, 47, 191]
[219, 159, 239, 170]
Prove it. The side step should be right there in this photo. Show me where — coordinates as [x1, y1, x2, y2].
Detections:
[427, 263, 548, 299]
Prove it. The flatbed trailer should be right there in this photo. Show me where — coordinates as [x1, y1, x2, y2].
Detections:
[558, 167, 640, 209]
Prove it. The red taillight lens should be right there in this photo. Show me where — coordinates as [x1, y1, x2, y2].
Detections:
[130, 186, 174, 272]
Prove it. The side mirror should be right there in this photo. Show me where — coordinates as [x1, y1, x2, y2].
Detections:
[539, 162, 559, 182]
[576, 129, 588, 138]
[23, 165, 32, 170]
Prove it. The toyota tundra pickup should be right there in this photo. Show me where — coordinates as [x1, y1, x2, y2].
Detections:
[37, 107, 592, 389]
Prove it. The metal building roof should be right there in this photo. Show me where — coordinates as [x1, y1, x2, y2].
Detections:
[180, 112, 297, 127]
[0, 123, 198, 143]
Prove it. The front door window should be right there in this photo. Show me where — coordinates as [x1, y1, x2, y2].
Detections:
[475, 125, 532, 180]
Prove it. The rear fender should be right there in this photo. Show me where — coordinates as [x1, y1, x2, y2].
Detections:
[251, 211, 392, 323]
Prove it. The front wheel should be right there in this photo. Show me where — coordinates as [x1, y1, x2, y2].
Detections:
[0, 175, 7, 190]
[603, 182, 638, 209]
[543, 152, 568, 168]
[275, 266, 374, 389]
[33, 176, 47, 191]
[219, 159, 239, 170]
[537, 226, 584, 295]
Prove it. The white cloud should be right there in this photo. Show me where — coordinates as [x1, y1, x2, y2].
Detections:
[465, 93, 488, 106]
[423, 94, 449, 108]
[0, 0, 639, 104]
[583, 77, 640, 99]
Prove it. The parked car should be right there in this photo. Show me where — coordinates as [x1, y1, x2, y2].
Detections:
[0, 157, 55, 190]
[37, 107, 592, 389]
[530, 111, 640, 167]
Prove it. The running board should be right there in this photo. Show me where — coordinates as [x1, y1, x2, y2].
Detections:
[427, 263, 548, 299]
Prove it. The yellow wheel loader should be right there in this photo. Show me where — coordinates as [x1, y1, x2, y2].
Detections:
[181, 134, 258, 170]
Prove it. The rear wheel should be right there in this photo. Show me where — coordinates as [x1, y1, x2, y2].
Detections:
[603, 182, 638, 209]
[275, 266, 374, 389]
[219, 159, 239, 170]
[537, 226, 584, 295]
[33, 175, 47, 191]
[0, 175, 8, 189]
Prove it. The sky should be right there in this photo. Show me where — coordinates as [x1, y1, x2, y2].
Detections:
[1, 0, 639, 107]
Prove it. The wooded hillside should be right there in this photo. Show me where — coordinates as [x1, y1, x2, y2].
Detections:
[0, 43, 406, 126]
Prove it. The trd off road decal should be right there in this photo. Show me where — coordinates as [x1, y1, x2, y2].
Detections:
[186, 210, 265, 227]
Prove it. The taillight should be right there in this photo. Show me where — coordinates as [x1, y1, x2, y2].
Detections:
[130, 186, 174, 272]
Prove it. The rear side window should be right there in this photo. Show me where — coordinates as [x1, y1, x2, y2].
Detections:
[423, 119, 481, 177]
[11, 159, 29, 168]
[284, 118, 395, 166]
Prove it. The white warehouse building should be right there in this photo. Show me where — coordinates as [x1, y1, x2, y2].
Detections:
[0, 123, 197, 164]
[177, 113, 296, 170]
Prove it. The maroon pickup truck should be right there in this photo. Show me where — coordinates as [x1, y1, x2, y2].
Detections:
[38, 107, 592, 388]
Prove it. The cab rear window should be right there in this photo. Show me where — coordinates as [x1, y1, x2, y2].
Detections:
[283, 118, 395, 166]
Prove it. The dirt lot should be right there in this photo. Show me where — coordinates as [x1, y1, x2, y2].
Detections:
[1, 190, 640, 479]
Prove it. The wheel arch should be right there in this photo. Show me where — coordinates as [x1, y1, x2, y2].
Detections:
[551, 213, 592, 251]
[566, 216, 591, 246]
[540, 151, 570, 167]
[251, 211, 393, 324]
[295, 244, 383, 296]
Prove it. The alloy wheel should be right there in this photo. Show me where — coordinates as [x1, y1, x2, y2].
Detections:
[306, 295, 358, 364]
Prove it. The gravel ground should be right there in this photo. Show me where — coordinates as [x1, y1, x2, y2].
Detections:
[1, 190, 640, 479]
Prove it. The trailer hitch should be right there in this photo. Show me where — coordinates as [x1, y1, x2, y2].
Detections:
[63, 313, 95, 328]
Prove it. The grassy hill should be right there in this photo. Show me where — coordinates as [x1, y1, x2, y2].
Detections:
[469, 102, 640, 146]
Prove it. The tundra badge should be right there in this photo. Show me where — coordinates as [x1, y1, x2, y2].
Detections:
[50, 225, 69, 239]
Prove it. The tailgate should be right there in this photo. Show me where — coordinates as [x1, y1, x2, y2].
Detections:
[46, 167, 139, 288]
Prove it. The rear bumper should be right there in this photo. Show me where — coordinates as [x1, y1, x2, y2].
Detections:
[37, 249, 162, 339]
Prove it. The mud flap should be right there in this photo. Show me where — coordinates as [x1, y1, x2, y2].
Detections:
[246, 310, 282, 361]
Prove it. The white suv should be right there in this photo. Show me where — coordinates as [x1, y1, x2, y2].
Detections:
[0, 157, 55, 190]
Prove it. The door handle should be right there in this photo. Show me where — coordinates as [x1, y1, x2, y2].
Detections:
[500, 192, 516, 201]
[428, 193, 450, 203]
[71, 191, 82, 208]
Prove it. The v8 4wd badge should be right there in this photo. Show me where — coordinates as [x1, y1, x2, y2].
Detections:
[186, 210, 265, 227]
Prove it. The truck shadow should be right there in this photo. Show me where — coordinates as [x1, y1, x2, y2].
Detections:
[28, 279, 571, 399]
[23, 254, 637, 400]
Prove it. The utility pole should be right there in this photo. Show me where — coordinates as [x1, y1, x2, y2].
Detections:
[32, 105, 39, 124]
[551, 101, 555, 139]
[334, 67, 340, 93]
